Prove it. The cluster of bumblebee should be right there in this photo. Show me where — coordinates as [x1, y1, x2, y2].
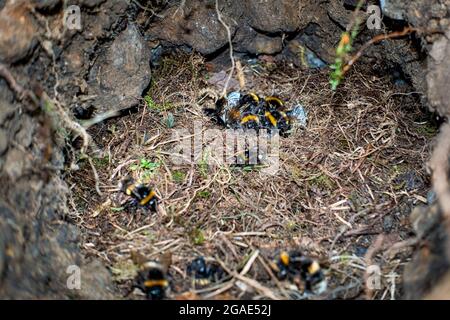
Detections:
[131, 251, 325, 300]
[205, 92, 303, 137]
[270, 250, 326, 294]
[132, 255, 226, 300]
[119, 178, 158, 212]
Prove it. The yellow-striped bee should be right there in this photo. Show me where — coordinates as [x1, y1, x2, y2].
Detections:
[264, 96, 285, 111]
[261, 96, 294, 135]
[119, 178, 158, 211]
[131, 251, 171, 300]
[239, 92, 261, 114]
[240, 114, 260, 130]
[271, 251, 325, 293]
[187, 257, 225, 288]
[133, 261, 169, 300]
[205, 92, 300, 136]
[205, 92, 261, 129]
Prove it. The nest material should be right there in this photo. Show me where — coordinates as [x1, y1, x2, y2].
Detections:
[67, 54, 436, 300]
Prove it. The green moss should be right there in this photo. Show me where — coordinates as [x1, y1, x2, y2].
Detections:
[414, 123, 438, 138]
[92, 155, 110, 168]
[190, 228, 205, 246]
[312, 174, 334, 190]
[172, 170, 186, 184]
[197, 190, 211, 199]
[144, 95, 173, 112]
[130, 158, 160, 181]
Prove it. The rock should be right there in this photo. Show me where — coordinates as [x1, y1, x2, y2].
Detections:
[0, 82, 116, 298]
[383, 215, 394, 232]
[380, 0, 407, 20]
[88, 23, 151, 113]
[427, 28, 450, 116]
[247, 34, 282, 55]
[244, 0, 310, 33]
[207, 70, 240, 92]
[279, 39, 326, 69]
[79, 260, 117, 299]
[148, 1, 235, 55]
[80, 0, 106, 8]
[403, 204, 450, 299]
[34, 0, 61, 11]
[409, 205, 441, 240]
[0, 1, 38, 63]
[0, 128, 7, 156]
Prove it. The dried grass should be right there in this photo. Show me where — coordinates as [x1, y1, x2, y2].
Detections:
[66, 53, 436, 300]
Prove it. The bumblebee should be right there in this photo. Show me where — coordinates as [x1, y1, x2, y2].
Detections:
[206, 92, 261, 129]
[133, 260, 169, 300]
[187, 257, 225, 287]
[119, 178, 158, 211]
[239, 92, 261, 114]
[271, 251, 325, 293]
[205, 96, 241, 128]
[205, 92, 299, 136]
[264, 96, 285, 111]
[261, 110, 292, 136]
[296, 256, 325, 292]
[240, 114, 260, 130]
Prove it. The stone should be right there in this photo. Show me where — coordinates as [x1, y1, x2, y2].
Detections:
[247, 34, 282, 55]
[80, 0, 105, 8]
[380, 0, 407, 20]
[244, 0, 310, 33]
[148, 1, 235, 55]
[34, 0, 61, 11]
[88, 23, 151, 113]
[0, 128, 7, 156]
[427, 28, 450, 116]
[0, 1, 38, 63]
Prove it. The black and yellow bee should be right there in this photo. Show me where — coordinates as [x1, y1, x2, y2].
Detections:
[205, 96, 238, 128]
[270, 251, 325, 292]
[264, 96, 285, 111]
[133, 261, 169, 300]
[239, 92, 261, 113]
[205, 92, 300, 136]
[187, 257, 225, 287]
[119, 178, 158, 211]
[261, 96, 294, 136]
[130, 251, 171, 300]
[205, 92, 262, 129]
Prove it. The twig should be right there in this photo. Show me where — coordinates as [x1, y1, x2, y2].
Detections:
[88, 156, 103, 196]
[240, 250, 259, 276]
[215, 0, 235, 97]
[216, 259, 280, 300]
[0, 62, 39, 107]
[343, 27, 417, 76]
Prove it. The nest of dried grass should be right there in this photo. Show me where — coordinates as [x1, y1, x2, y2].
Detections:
[67, 52, 436, 300]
